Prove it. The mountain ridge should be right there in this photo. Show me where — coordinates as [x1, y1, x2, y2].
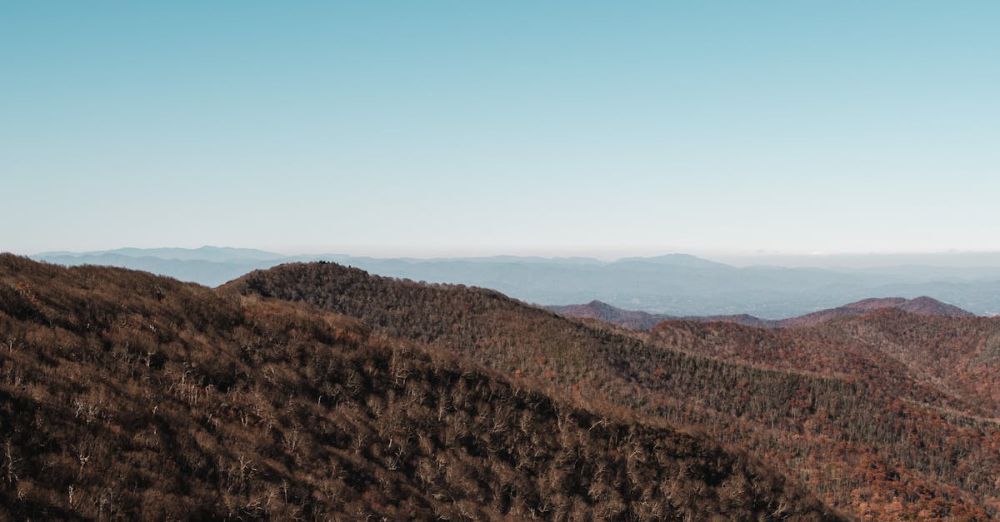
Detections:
[550, 296, 975, 331]
[0, 254, 839, 520]
[226, 261, 1000, 519]
[31, 246, 1000, 316]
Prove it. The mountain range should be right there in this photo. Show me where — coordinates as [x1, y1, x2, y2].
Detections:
[0, 254, 838, 520]
[3, 254, 999, 519]
[226, 261, 1000, 519]
[548, 296, 975, 330]
[33, 247, 1000, 318]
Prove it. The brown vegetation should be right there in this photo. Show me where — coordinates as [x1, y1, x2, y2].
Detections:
[0, 255, 837, 520]
[546, 301, 670, 331]
[229, 262, 1000, 520]
[777, 297, 974, 328]
[551, 297, 973, 332]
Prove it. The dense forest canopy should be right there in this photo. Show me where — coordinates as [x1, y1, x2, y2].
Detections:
[229, 261, 1000, 520]
[0, 255, 837, 520]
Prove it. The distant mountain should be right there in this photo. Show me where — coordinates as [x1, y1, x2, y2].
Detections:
[615, 253, 732, 268]
[780, 296, 974, 327]
[546, 300, 669, 330]
[37, 245, 285, 262]
[721, 251, 1000, 270]
[546, 301, 774, 330]
[33, 253, 283, 287]
[551, 296, 975, 330]
[30, 246, 1000, 317]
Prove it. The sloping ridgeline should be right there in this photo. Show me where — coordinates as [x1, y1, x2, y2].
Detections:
[0, 254, 836, 520]
[227, 261, 999, 520]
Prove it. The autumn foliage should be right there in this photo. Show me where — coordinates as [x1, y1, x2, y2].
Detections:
[230, 261, 1000, 520]
[0, 255, 837, 520]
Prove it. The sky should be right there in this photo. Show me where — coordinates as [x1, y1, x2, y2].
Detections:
[3, 1, 999, 257]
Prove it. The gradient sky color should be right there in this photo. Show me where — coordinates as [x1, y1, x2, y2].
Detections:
[3, 1, 999, 257]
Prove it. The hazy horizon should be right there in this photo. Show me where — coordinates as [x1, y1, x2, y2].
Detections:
[27, 243, 1000, 317]
[26, 243, 1000, 268]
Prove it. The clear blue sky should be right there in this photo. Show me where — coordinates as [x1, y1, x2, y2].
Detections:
[3, 1, 998, 257]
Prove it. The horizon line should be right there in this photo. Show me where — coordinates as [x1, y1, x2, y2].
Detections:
[22, 245, 1000, 262]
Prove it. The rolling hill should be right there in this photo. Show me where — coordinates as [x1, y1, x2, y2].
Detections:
[545, 300, 671, 330]
[778, 296, 974, 327]
[551, 297, 975, 330]
[0, 255, 837, 520]
[546, 301, 775, 329]
[227, 262, 1000, 520]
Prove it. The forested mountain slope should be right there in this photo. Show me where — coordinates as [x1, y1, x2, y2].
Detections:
[0, 255, 836, 520]
[778, 297, 974, 327]
[813, 310, 1000, 415]
[228, 262, 1000, 520]
[550, 297, 974, 331]
[545, 300, 670, 331]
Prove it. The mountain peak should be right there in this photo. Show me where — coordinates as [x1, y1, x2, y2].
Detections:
[782, 296, 974, 327]
[838, 296, 972, 317]
[547, 300, 667, 330]
[896, 296, 975, 318]
[842, 297, 909, 311]
[615, 253, 729, 268]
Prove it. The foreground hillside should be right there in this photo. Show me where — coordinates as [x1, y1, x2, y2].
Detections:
[230, 262, 1000, 520]
[0, 255, 836, 520]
